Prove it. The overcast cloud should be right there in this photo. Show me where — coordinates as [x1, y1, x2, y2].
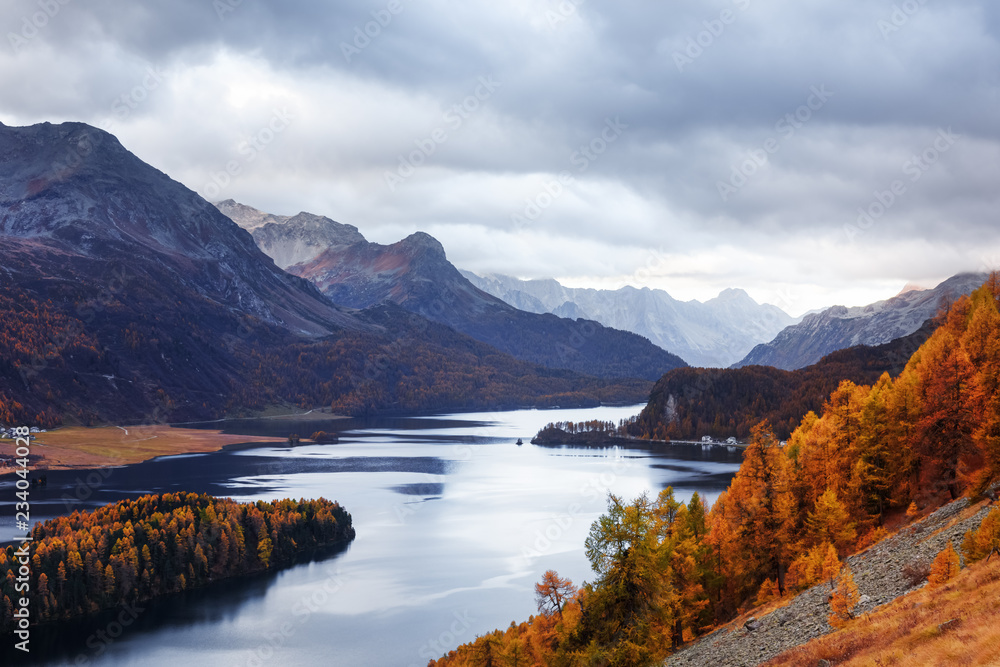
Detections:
[2, 0, 998, 315]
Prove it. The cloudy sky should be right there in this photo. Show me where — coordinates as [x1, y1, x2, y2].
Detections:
[2, 0, 998, 315]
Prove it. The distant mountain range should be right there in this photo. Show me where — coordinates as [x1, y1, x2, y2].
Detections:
[214, 201, 687, 381]
[734, 273, 988, 370]
[460, 272, 798, 367]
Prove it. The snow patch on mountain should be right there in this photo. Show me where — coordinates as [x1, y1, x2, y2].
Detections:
[461, 272, 798, 367]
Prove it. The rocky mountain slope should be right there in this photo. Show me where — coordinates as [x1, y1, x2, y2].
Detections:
[664, 497, 996, 667]
[0, 121, 653, 425]
[0, 122, 358, 336]
[217, 202, 688, 381]
[735, 273, 988, 370]
[215, 199, 366, 269]
[462, 272, 798, 368]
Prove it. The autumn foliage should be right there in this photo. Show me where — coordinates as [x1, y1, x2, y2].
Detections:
[429, 490, 711, 666]
[828, 565, 860, 627]
[627, 321, 936, 441]
[927, 541, 962, 588]
[434, 275, 1000, 666]
[766, 548, 1000, 667]
[0, 277, 651, 428]
[0, 493, 354, 632]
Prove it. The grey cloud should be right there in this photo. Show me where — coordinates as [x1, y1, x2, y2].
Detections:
[2, 0, 999, 310]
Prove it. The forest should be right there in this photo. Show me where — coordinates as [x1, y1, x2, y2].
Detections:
[0, 493, 354, 632]
[430, 275, 1000, 666]
[626, 319, 937, 441]
[0, 274, 651, 427]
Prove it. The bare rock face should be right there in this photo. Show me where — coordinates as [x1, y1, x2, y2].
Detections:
[734, 272, 988, 370]
[215, 200, 366, 269]
[218, 201, 688, 380]
[0, 122, 357, 336]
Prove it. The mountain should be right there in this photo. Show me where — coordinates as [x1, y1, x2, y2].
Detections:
[215, 199, 366, 269]
[0, 122, 359, 337]
[461, 272, 798, 367]
[216, 203, 688, 381]
[0, 121, 652, 425]
[734, 273, 988, 370]
[626, 317, 939, 441]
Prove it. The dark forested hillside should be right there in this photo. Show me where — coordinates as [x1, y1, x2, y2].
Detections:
[627, 319, 938, 441]
[0, 271, 651, 425]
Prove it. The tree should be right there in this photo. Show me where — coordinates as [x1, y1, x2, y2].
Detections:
[821, 543, 841, 589]
[928, 541, 961, 588]
[579, 493, 665, 665]
[534, 570, 577, 621]
[720, 422, 796, 595]
[849, 375, 898, 523]
[684, 492, 707, 540]
[822, 381, 868, 493]
[962, 507, 1000, 563]
[257, 536, 273, 568]
[914, 331, 981, 500]
[828, 565, 860, 627]
[805, 488, 857, 554]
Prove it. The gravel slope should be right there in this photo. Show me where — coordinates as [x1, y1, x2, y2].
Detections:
[664, 497, 995, 667]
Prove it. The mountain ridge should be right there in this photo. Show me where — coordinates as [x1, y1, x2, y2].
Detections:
[216, 201, 689, 381]
[461, 271, 798, 367]
[734, 272, 988, 370]
[0, 121, 654, 425]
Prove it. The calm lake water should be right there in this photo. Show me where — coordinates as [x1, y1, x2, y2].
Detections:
[1, 405, 741, 666]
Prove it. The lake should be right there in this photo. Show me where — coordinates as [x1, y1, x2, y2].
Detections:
[1, 405, 741, 666]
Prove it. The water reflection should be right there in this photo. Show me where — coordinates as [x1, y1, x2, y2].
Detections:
[1, 405, 742, 666]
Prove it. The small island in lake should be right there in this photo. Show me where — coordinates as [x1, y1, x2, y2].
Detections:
[530, 420, 628, 446]
[0, 493, 355, 632]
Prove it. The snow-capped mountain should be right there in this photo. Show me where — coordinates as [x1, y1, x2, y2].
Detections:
[461, 272, 798, 367]
[734, 273, 989, 370]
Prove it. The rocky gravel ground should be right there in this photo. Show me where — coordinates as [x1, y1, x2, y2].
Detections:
[663, 497, 996, 667]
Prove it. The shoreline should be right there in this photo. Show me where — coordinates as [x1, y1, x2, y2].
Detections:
[0, 404, 650, 473]
[0, 424, 281, 472]
[0, 407, 353, 473]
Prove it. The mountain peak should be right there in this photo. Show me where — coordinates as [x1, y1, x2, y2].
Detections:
[735, 272, 989, 370]
[0, 120, 358, 337]
[214, 199, 286, 231]
[716, 287, 752, 301]
[400, 231, 446, 257]
[213, 202, 366, 269]
[897, 281, 928, 296]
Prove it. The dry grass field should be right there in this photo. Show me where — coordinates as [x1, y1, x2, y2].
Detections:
[0, 425, 279, 471]
[765, 550, 1000, 667]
